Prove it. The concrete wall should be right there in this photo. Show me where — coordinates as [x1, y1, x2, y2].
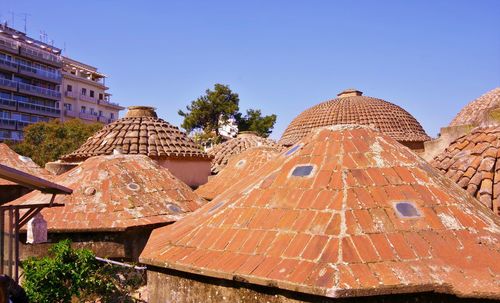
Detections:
[146, 267, 495, 303]
[44, 161, 79, 175]
[158, 158, 211, 188]
[422, 125, 474, 161]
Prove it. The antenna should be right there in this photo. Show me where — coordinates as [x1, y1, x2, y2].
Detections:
[21, 13, 29, 33]
[9, 11, 14, 28]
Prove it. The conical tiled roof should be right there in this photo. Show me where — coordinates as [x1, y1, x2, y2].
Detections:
[279, 89, 430, 147]
[432, 126, 500, 216]
[208, 132, 282, 174]
[196, 146, 279, 200]
[141, 125, 500, 300]
[0, 143, 52, 186]
[9, 154, 206, 231]
[450, 88, 500, 127]
[61, 106, 210, 162]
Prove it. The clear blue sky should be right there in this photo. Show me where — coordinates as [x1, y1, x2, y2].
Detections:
[2, 0, 499, 139]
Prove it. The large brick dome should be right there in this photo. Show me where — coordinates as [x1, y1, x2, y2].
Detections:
[279, 89, 430, 150]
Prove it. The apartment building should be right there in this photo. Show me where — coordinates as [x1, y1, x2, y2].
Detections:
[61, 57, 123, 124]
[0, 24, 62, 141]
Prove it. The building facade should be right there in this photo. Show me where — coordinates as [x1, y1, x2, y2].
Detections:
[60, 57, 123, 124]
[0, 24, 62, 141]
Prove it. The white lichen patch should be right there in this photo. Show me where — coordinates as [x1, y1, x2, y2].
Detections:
[437, 212, 462, 230]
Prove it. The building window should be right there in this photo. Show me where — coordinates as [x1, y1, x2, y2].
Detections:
[99, 110, 103, 117]
[81, 106, 86, 113]
[64, 103, 72, 111]
[90, 108, 95, 115]
[110, 113, 114, 119]
[81, 88, 87, 96]
[90, 90, 94, 98]
[67, 85, 72, 92]
[98, 93, 103, 100]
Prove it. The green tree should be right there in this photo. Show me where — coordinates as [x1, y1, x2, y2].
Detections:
[8, 119, 102, 166]
[178, 83, 240, 138]
[22, 240, 144, 303]
[237, 109, 277, 138]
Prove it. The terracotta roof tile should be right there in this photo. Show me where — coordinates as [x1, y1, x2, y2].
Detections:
[141, 125, 500, 300]
[10, 154, 206, 231]
[432, 126, 500, 216]
[61, 106, 210, 162]
[0, 143, 52, 186]
[279, 89, 430, 147]
[196, 146, 279, 200]
[450, 88, 500, 127]
[208, 132, 283, 174]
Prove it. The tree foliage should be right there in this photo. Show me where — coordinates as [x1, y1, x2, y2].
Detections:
[22, 240, 144, 303]
[8, 119, 102, 166]
[237, 109, 277, 138]
[178, 84, 240, 136]
[178, 84, 277, 140]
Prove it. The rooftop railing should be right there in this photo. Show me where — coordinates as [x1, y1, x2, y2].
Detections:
[20, 45, 62, 66]
[79, 112, 97, 121]
[0, 36, 18, 54]
[0, 97, 16, 110]
[65, 91, 77, 99]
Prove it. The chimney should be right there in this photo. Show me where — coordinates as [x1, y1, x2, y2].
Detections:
[337, 89, 363, 98]
[125, 106, 158, 118]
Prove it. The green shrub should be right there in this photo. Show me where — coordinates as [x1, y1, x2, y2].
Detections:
[22, 240, 143, 303]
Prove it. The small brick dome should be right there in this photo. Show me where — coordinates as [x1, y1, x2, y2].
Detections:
[61, 106, 210, 162]
[279, 89, 430, 149]
[208, 132, 282, 174]
[449, 87, 500, 127]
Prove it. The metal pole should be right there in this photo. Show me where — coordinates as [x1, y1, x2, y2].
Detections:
[8, 207, 13, 278]
[14, 208, 19, 282]
[0, 209, 4, 275]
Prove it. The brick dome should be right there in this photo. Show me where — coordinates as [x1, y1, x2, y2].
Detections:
[196, 146, 280, 200]
[449, 87, 500, 127]
[0, 143, 52, 186]
[208, 132, 282, 174]
[432, 126, 500, 216]
[9, 154, 206, 232]
[279, 89, 430, 150]
[61, 106, 210, 162]
[141, 125, 500, 300]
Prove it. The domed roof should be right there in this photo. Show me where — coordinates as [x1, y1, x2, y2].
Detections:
[449, 88, 500, 127]
[141, 125, 500, 300]
[196, 146, 280, 200]
[208, 132, 282, 174]
[279, 89, 430, 147]
[61, 106, 210, 162]
[0, 143, 52, 186]
[432, 126, 500, 215]
[9, 154, 206, 232]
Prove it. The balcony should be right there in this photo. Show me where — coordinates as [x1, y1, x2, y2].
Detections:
[79, 94, 97, 104]
[18, 63, 61, 84]
[18, 82, 61, 100]
[0, 57, 18, 72]
[98, 99, 123, 109]
[0, 36, 18, 55]
[79, 112, 97, 121]
[0, 78, 17, 92]
[64, 110, 78, 118]
[16, 120, 32, 129]
[19, 46, 62, 67]
[0, 97, 16, 111]
[0, 118, 17, 130]
[17, 101, 61, 118]
[65, 91, 77, 99]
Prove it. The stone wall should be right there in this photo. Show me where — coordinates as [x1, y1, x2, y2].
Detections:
[19, 227, 158, 261]
[422, 125, 474, 161]
[146, 266, 496, 303]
